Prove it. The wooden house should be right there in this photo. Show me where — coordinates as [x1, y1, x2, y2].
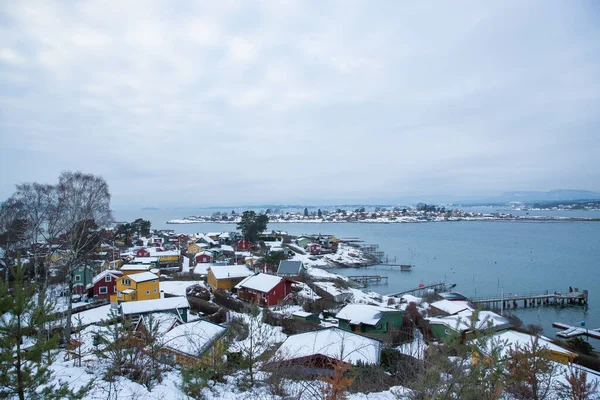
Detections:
[160, 320, 227, 366]
[236, 239, 250, 251]
[87, 269, 123, 300]
[195, 251, 212, 264]
[427, 310, 511, 340]
[73, 265, 97, 295]
[336, 304, 404, 335]
[121, 296, 190, 324]
[272, 328, 381, 375]
[136, 248, 151, 257]
[277, 260, 305, 277]
[207, 265, 253, 291]
[234, 273, 295, 307]
[113, 271, 160, 302]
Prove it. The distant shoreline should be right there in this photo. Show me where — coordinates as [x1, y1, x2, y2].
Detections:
[166, 216, 600, 224]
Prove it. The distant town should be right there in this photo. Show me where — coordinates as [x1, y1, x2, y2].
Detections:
[168, 203, 600, 224]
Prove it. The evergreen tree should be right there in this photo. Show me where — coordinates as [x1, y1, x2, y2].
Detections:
[304, 207, 309, 217]
[318, 209, 323, 218]
[0, 259, 89, 400]
[236, 211, 268, 243]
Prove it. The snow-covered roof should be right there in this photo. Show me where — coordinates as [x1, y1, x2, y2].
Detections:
[336, 304, 398, 326]
[122, 289, 135, 294]
[132, 256, 159, 263]
[234, 273, 282, 293]
[121, 264, 152, 271]
[220, 244, 234, 252]
[121, 296, 189, 315]
[427, 310, 510, 332]
[147, 249, 180, 257]
[274, 327, 381, 365]
[92, 269, 123, 285]
[277, 260, 304, 275]
[128, 272, 159, 283]
[430, 300, 474, 315]
[292, 311, 313, 318]
[209, 265, 252, 280]
[476, 330, 576, 360]
[136, 312, 182, 336]
[163, 320, 227, 358]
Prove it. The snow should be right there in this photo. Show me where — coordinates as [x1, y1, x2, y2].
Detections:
[274, 327, 381, 365]
[395, 329, 428, 360]
[336, 304, 397, 325]
[402, 294, 422, 304]
[71, 305, 114, 327]
[121, 296, 189, 315]
[292, 311, 312, 318]
[234, 273, 282, 293]
[162, 320, 227, 357]
[120, 264, 152, 272]
[429, 299, 473, 315]
[181, 256, 190, 273]
[128, 271, 159, 283]
[475, 330, 576, 359]
[209, 265, 252, 280]
[160, 280, 199, 296]
[91, 269, 122, 285]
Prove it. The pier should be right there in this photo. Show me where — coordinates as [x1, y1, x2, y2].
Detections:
[379, 263, 414, 271]
[348, 275, 388, 286]
[470, 289, 588, 309]
[552, 322, 600, 340]
[388, 282, 456, 297]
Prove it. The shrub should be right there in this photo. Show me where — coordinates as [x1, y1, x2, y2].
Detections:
[213, 289, 247, 312]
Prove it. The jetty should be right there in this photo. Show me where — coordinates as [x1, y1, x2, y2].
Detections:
[552, 322, 600, 340]
[389, 282, 456, 297]
[470, 289, 588, 309]
[348, 275, 388, 286]
[380, 263, 414, 271]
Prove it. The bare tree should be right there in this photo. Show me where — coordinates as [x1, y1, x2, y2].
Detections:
[54, 171, 112, 340]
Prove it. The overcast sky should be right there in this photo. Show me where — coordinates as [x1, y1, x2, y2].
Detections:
[1, 1, 599, 208]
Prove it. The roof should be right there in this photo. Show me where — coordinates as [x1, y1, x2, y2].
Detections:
[476, 330, 576, 359]
[430, 300, 474, 315]
[128, 272, 159, 283]
[427, 310, 510, 332]
[92, 269, 123, 285]
[235, 273, 283, 293]
[163, 320, 227, 358]
[122, 289, 135, 294]
[292, 311, 313, 318]
[136, 312, 183, 336]
[121, 264, 151, 271]
[209, 265, 252, 280]
[121, 296, 190, 315]
[277, 260, 304, 275]
[131, 256, 159, 263]
[274, 328, 381, 365]
[336, 304, 399, 326]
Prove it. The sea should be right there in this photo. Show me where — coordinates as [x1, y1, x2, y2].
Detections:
[114, 207, 600, 347]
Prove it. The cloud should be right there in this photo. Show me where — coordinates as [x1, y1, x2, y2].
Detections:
[0, 0, 599, 208]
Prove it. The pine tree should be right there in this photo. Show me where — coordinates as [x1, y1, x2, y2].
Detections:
[0, 259, 89, 400]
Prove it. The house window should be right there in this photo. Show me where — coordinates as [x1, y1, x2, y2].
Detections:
[444, 329, 450, 335]
[123, 279, 131, 286]
[99, 286, 108, 294]
[146, 290, 150, 295]
[152, 280, 156, 283]
[154, 289, 157, 293]
[117, 292, 122, 298]
[105, 276, 112, 282]
[113, 286, 117, 293]
[74, 275, 81, 282]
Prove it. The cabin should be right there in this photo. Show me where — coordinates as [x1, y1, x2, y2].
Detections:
[292, 311, 320, 325]
[272, 328, 381, 375]
[130, 256, 160, 269]
[150, 250, 181, 268]
[136, 248, 151, 257]
[113, 272, 160, 303]
[195, 251, 212, 264]
[427, 310, 511, 340]
[188, 242, 208, 254]
[336, 304, 404, 335]
[307, 243, 321, 255]
[474, 330, 576, 365]
[236, 239, 250, 251]
[87, 269, 123, 300]
[206, 265, 253, 291]
[72, 265, 97, 295]
[234, 273, 295, 307]
[160, 320, 227, 366]
[277, 260, 305, 277]
[121, 296, 190, 324]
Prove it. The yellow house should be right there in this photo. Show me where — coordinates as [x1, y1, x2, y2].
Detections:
[161, 320, 227, 367]
[112, 272, 160, 302]
[148, 250, 180, 267]
[119, 263, 160, 277]
[473, 330, 576, 365]
[207, 265, 253, 291]
[187, 243, 205, 254]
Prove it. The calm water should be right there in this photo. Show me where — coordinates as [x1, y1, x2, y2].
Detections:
[115, 209, 600, 345]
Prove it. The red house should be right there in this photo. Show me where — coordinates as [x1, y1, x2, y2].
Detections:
[195, 251, 212, 264]
[87, 269, 123, 300]
[236, 239, 250, 251]
[136, 248, 150, 257]
[234, 273, 295, 307]
[307, 243, 321, 255]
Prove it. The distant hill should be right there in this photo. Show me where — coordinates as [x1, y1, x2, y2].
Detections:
[453, 190, 600, 205]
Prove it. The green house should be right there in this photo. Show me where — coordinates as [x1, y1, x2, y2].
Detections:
[292, 310, 320, 324]
[72, 265, 96, 295]
[336, 304, 404, 335]
[427, 310, 512, 340]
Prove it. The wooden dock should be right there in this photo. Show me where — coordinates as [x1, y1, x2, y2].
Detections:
[388, 282, 456, 297]
[552, 322, 600, 340]
[380, 263, 414, 271]
[348, 275, 388, 285]
[471, 289, 588, 309]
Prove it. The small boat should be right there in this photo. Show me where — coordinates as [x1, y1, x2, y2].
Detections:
[400, 264, 414, 271]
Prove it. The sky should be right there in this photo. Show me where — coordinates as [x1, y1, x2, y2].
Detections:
[1, 1, 599, 208]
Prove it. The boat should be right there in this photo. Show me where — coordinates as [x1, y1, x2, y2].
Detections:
[400, 264, 414, 271]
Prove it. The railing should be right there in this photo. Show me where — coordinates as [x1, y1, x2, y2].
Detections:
[469, 288, 576, 302]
